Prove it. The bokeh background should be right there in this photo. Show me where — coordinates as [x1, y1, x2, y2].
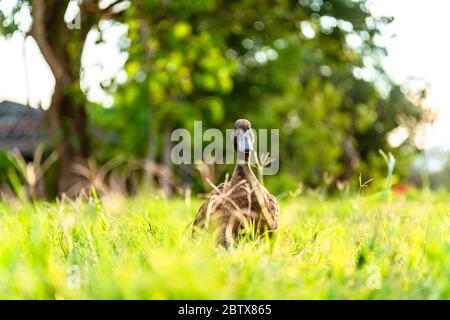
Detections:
[0, 0, 449, 199]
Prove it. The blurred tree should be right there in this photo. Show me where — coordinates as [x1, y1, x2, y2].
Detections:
[93, 0, 237, 196]
[2, 0, 427, 196]
[0, 0, 129, 193]
[211, 0, 424, 189]
[94, 0, 424, 193]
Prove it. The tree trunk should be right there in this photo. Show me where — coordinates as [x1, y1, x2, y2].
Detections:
[47, 89, 90, 192]
[32, 0, 92, 194]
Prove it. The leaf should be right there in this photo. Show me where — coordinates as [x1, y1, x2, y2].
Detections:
[173, 22, 192, 39]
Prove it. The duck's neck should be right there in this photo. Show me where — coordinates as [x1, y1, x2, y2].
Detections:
[231, 163, 257, 184]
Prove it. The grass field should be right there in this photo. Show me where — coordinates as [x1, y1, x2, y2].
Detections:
[0, 191, 448, 299]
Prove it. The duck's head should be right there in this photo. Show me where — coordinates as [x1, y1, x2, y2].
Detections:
[233, 119, 254, 160]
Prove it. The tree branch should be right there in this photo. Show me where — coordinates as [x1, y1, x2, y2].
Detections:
[30, 0, 70, 84]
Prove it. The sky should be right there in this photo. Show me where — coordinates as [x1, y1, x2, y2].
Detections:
[0, 0, 449, 151]
[369, 0, 450, 151]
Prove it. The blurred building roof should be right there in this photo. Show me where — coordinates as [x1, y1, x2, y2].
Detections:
[0, 100, 45, 158]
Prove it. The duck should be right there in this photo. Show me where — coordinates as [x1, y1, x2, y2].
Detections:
[192, 119, 279, 246]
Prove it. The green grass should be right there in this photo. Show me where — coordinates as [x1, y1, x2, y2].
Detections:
[0, 191, 449, 299]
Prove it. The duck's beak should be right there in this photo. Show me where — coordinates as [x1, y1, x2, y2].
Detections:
[237, 129, 254, 153]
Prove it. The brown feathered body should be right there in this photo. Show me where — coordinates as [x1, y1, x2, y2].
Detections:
[193, 164, 279, 246]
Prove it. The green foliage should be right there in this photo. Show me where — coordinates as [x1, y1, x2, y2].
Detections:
[90, 0, 425, 191]
[0, 192, 448, 299]
[1, 0, 427, 193]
